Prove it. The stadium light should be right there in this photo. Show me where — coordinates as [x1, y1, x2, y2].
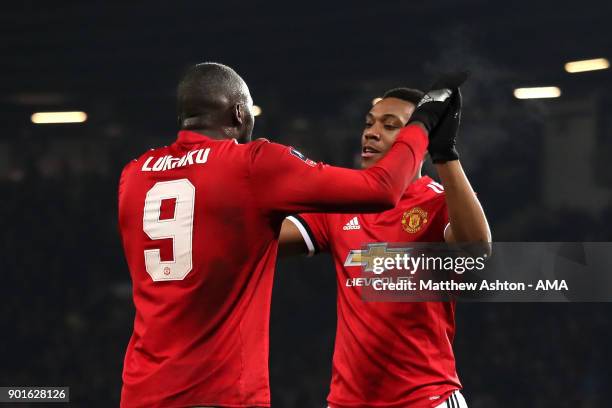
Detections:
[372, 97, 383, 106]
[564, 58, 609, 73]
[513, 87, 561, 100]
[252, 105, 262, 117]
[31, 111, 88, 124]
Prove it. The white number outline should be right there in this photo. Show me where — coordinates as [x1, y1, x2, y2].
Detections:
[143, 179, 195, 281]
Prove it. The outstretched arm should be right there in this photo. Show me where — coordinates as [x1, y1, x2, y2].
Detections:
[249, 124, 428, 214]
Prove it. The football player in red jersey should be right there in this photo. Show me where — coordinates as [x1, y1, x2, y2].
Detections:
[118, 63, 463, 408]
[279, 86, 491, 408]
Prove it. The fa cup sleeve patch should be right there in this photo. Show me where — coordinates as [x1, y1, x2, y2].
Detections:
[289, 147, 317, 167]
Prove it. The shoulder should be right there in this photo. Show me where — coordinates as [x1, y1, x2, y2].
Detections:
[121, 146, 165, 175]
[417, 178, 447, 206]
[420, 180, 448, 221]
[423, 178, 445, 196]
[406, 177, 447, 214]
[246, 138, 318, 168]
[245, 137, 281, 156]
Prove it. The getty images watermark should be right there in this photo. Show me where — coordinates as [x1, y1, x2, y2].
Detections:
[353, 242, 612, 302]
[371, 250, 487, 275]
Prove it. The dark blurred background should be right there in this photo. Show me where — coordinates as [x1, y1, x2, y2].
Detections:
[1, 0, 612, 407]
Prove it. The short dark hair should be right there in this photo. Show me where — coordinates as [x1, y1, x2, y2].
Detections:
[382, 87, 424, 105]
[177, 62, 248, 123]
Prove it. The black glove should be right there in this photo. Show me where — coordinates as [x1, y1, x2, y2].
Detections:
[408, 71, 468, 133]
[428, 88, 461, 163]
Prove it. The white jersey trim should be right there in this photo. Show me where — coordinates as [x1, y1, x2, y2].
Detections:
[433, 390, 468, 408]
[427, 181, 445, 194]
[286, 216, 315, 257]
[443, 222, 452, 239]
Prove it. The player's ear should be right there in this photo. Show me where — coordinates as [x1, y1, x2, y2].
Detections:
[232, 104, 244, 126]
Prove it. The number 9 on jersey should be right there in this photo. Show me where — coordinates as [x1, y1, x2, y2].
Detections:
[143, 179, 195, 281]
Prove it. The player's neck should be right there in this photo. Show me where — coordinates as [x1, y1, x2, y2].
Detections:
[182, 128, 232, 141]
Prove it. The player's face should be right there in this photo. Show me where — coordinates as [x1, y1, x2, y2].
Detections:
[361, 97, 415, 169]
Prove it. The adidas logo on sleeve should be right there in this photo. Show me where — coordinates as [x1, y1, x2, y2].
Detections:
[343, 217, 361, 230]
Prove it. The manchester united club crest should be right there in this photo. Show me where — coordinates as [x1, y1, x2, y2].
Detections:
[401, 207, 428, 233]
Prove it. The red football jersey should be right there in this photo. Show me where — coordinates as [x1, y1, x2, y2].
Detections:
[117, 127, 427, 407]
[292, 176, 461, 408]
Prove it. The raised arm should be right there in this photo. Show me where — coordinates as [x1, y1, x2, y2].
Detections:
[426, 88, 491, 253]
[249, 124, 428, 214]
[438, 161, 491, 245]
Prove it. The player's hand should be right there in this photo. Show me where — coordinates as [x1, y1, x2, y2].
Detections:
[407, 71, 468, 134]
[428, 88, 462, 163]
